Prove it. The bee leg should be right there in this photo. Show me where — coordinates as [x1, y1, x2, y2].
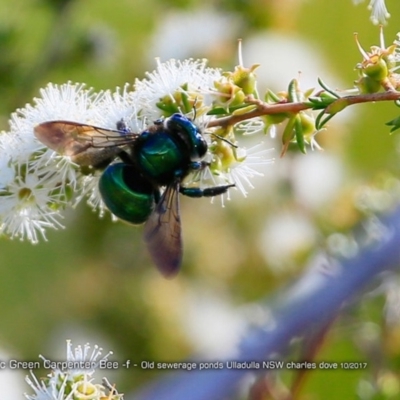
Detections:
[180, 184, 235, 198]
[188, 161, 214, 172]
[92, 148, 133, 168]
[210, 133, 238, 148]
[117, 149, 135, 164]
[154, 187, 161, 204]
[91, 156, 117, 170]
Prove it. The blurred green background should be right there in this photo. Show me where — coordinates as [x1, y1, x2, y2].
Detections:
[1, 0, 400, 399]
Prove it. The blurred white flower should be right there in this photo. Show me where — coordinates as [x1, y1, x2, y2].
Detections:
[291, 152, 344, 210]
[181, 289, 247, 359]
[147, 7, 239, 61]
[258, 211, 317, 273]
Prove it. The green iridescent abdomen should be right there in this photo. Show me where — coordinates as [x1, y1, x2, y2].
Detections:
[99, 163, 155, 224]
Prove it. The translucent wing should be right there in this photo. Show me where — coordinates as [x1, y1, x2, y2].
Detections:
[34, 121, 140, 166]
[143, 182, 182, 278]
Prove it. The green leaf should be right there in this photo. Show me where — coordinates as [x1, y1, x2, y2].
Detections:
[386, 116, 400, 133]
[294, 115, 306, 154]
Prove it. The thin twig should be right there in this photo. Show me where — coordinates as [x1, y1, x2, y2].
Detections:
[207, 91, 400, 129]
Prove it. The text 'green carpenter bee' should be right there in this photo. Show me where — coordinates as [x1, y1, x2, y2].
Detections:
[34, 113, 234, 277]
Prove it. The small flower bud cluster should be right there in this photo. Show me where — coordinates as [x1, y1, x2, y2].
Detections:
[25, 341, 123, 400]
[354, 28, 400, 93]
[264, 79, 319, 156]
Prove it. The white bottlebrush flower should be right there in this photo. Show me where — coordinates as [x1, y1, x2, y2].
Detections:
[353, 0, 390, 24]
[134, 58, 222, 119]
[2, 82, 151, 241]
[90, 84, 146, 132]
[11, 82, 101, 136]
[0, 173, 65, 244]
[0, 132, 17, 188]
[0, 58, 271, 245]
[0, 131, 68, 243]
[0, 82, 104, 243]
[188, 139, 273, 205]
[10, 81, 102, 187]
[227, 143, 273, 198]
[391, 34, 400, 69]
[25, 341, 123, 400]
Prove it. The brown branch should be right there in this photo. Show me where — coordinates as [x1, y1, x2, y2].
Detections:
[207, 99, 308, 128]
[207, 91, 400, 129]
[324, 90, 400, 114]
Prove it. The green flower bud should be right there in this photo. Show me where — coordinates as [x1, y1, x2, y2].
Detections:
[299, 112, 316, 137]
[355, 76, 382, 93]
[362, 55, 388, 81]
[210, 140, 237, 172]
[156, 87, 203, 115]
[264, 113, 288, 126]
[214, 80, 246, 108]
[354, 31, 397, 90]
[229, 64, 260, 95]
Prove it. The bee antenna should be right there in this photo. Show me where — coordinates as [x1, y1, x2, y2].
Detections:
[211, 133, 238, 148]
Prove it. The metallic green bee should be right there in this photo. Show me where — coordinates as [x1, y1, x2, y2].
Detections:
[35, 113, 234, 277]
